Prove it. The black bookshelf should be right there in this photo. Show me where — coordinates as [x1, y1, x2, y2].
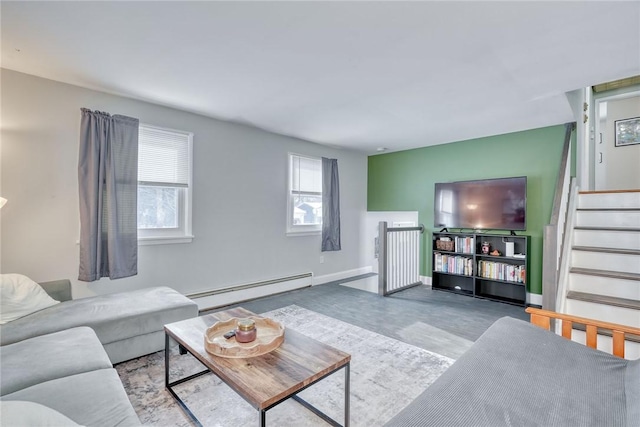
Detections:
[432, 231, 529, 306]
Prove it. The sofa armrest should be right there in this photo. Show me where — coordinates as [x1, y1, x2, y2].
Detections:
[39, 279, 72, 302]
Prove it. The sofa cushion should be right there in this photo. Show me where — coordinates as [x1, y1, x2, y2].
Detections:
[1, 327, 112, 396]
[2, 369, 140, 426]
[103, 330, 166, 364]
[0, 401, 81, 426]
[0, 273, 59, 324]
[0, 286, 197, 346]
[626, 358, 640, 424]
[385, 316, 632, 427]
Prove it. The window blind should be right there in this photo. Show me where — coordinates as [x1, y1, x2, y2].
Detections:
[138, 125, 191, 187]
[291, 155, 321, 194]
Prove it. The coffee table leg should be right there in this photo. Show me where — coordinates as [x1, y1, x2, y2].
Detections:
[345, 362, 350, 427]
[165, 335, 207, 427]
[259, 409, 266, 427]
[165, 333, 170, 387]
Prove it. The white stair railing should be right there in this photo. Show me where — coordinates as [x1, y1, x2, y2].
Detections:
[542, 122, 575, 311]
[378, 221, 424, 296]
[555, 179, 579, 314]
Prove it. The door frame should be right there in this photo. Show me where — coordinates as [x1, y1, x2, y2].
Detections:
[593, 89, 640, 190]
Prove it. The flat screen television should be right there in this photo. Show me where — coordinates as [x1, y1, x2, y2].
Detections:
[434, 176, 527, 231]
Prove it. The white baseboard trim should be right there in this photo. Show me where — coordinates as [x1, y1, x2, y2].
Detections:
[419, 276, 432, 287]
[313, 266, 373, 286]
[527, 292, 543, 307]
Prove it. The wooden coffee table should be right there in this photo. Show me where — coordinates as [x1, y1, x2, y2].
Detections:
[164, 307, 351, 426]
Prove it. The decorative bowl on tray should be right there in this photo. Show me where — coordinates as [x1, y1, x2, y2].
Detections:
[204, 317, 285, 358]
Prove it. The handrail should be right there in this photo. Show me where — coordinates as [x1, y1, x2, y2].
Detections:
[549, 123, 575, 224]
[386, 225, 425, 233]
[526, 307, 640, 358]
[541, 122, 575, 311]
[554, 178, 579, 313]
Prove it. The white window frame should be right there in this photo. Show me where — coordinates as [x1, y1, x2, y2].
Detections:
[287, 153, 322, 236]
[137, 124, 194, 245]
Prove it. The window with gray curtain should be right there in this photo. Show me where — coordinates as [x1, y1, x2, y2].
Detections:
[321, 157, 341, 251]
[78, 108, 139, 282]
[288, 154, 322, 235]
[137, 124, 193, 243]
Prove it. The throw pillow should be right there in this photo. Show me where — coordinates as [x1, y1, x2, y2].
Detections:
[0, 401, 82, 426]
[0, 273, 60, 324]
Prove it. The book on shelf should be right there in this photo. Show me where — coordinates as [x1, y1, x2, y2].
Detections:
[453, 236, 475, 254]
[477, 260, 526, 283]
[434, 253, 473, 276]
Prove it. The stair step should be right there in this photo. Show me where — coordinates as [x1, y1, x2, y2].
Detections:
[569, 271, 640, 300]
[575, 210, 640, 228]
[579, 190, 640, 194]
[572, 246, 640, 256]
[578, 191, 640, 209]
[571, 251, 640, 274]
[573, 228, 640, 251]
[570, 267, 640, 282]
[567, 291, 640, 310]
[565, 299, 640, 327]
[574, 226, 640, 232]
[577, 208, 640, 211]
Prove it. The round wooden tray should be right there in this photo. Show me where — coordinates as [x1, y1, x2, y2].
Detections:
[204, 317, 285, 358]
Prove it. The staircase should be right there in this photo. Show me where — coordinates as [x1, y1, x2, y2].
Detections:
[563, 190, 640, 347]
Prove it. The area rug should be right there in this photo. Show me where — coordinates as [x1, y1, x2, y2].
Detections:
[116, 305, 454, 426]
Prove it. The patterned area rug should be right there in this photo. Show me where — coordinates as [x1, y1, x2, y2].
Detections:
[116, 305, 454, 426]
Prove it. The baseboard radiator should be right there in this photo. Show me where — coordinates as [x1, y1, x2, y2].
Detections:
[186, 273, 313, 312]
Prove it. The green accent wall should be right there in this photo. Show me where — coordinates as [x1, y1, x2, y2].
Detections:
[368, 124, 568, 295]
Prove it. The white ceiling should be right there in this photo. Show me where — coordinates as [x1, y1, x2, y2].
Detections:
[2, 1, 639, 154]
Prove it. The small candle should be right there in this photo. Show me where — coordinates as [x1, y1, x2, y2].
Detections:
[235, 318, 257, 343]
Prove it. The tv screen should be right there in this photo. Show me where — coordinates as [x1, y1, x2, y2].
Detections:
[434, 176, 527, 231]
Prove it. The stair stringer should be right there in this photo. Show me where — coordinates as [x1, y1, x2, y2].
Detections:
[555, 181, 579, 316]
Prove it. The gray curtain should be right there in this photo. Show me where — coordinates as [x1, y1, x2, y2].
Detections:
[78, 108, 139, 282]
[321, 157, 341, 252]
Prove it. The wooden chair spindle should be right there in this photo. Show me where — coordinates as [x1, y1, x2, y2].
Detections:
[561, 320, 572, 339]
[586, 324, 598, 349]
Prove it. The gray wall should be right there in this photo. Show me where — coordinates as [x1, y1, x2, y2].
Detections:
[0, 69, 368, 298]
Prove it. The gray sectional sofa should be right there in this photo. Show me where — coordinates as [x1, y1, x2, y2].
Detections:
[1, 327, 140, 426]
[385, 316, 640, 427]
[0, 279, 199, 425]
[0, 280, 199, 364]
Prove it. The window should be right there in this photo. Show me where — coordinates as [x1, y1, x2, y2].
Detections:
[287, 153, 322, 235]
[138, 124, 193, 244]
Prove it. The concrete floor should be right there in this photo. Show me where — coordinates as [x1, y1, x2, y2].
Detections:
[205, 279, 530, 359]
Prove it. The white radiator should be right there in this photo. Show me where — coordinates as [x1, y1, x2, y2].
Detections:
[187, 273, 312, 311]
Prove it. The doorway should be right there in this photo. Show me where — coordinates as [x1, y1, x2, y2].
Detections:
[594, 91, 640, 191]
